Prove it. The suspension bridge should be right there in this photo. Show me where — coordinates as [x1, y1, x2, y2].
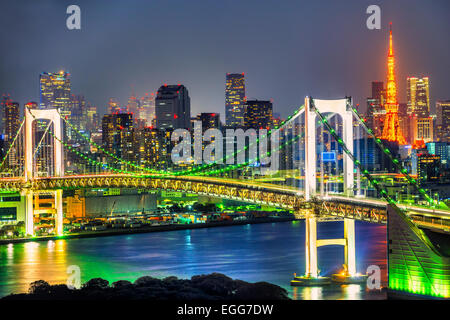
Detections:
[1, 97, 449, 298]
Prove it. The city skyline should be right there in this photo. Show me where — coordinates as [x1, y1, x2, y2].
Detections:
[0, 0, 449, 120]
[1, 1, 450, 304]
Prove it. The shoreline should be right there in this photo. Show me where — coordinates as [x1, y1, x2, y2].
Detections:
[0, 217, 296, 245]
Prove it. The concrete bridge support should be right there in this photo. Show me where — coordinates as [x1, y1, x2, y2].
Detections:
[292, 215, 366, 286]
[23, 189, 64, 236]
[55, 190, 63, 236]
[305, 214, 318, 278]
[344, 218, 356, 277]
[306, 217, 356, 278]
[25, 190, 34, 236]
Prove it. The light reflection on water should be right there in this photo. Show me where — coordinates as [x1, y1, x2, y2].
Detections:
[0, 221, 387, 299]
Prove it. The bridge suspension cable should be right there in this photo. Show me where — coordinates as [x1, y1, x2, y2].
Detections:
[32, 120, 53, 161]
[180, 105, 305, 176]
[195, 112, 337, 177]
[310, 100, 400, 206]
[58, 105, 306, 177]
[58, 111, 165, 174]
[348, 103, 434, 206]
[27, 108, 163, 178]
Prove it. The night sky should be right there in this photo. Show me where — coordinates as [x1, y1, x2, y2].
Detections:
[0, 0, 449, 119]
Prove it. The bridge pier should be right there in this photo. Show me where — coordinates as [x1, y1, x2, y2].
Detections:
[55, 190, 63, 236]
[291, 214, 366, 286]
[305, 214, 318, 278]
[25, 190, 34, 236]
[344, 218, 356, 277]
[22, 189, 64, 237]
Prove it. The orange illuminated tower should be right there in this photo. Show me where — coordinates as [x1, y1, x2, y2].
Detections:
[381, 23, 406, 145]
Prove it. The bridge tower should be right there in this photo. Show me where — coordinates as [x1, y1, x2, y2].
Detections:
[305, 216, 357, 280]
[304, 97, 354, 200]
[292, 207, 366, 286]
[23, 107, 64, 236]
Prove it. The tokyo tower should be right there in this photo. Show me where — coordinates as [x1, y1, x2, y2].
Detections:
[381, 23, 406, 145]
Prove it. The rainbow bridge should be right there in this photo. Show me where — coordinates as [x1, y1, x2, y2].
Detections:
[0, 97, 449, 298]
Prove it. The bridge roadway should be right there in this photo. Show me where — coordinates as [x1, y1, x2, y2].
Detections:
[0, 174, 449, 231]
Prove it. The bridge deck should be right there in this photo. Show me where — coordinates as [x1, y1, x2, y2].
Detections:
[0, 174, 449, 231]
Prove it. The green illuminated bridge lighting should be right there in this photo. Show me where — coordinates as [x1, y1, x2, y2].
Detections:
[0, 99, 449, 299]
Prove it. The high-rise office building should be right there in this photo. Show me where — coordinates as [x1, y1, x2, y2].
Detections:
[70, 95, 87, 133]
[366, 82, 386, 137]
[244, 100, 273, 130]
[426, 142, 449, 168]
[136, 127, 172, 169]
[354, 138, 399, 172]
[86, 105, 98, 132]
[412, 116, 434, 143]
[140, 93, 156, 126]
[0, 94, 13, 135]
[366, 98, 386, 138]
[407, 77, 430, 117]
[39, 71, 71, 115]
[38, 72, 70, 170]
[272, 113, 282, 129]
[372, 81, 385, 104]
[225, 73, 246, 127]
[417, 153, 441, 183]
[127, 95, 140, 116]
[4, 101, 20, 143]
[108, 98, 121, 114]
[4, 101, 20, 169]
[436, 100, 450, 142]
[102, 113, 135, 164]
[155, 84, 191, 130]
[196, 113, 220, 132]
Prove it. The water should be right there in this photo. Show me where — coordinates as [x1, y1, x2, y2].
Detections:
[0, 221, 387, 299]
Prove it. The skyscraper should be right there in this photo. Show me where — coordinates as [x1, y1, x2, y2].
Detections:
[196, 113, 220, 132]
[39, 71, 71, 114]
[4, 101, 20, 169]
[155, 84, 191, 130]
[108, 98, 121, 114]
[412, 116, 434, 143]
[4, 101, 20, 143]
[127, 94, 140, 116]
[70, 95, 87, 133]
[86, 104, 98, 132]
[426, 142, 449, 168]
[225, 73, 246, 127]
[244, 100, 273, 130]
[366, 82, 386, 137]
[140, 93, 156, 126]
[417, 153, 441, 183]
[372, 81, 385, 106]
[381, 23, 406, 145]
[136, 127, 172, 169]
[0, 94, 13, 135]
[102, 113, 135, 164]
[407, 77, 430, 117]
[436, 100, 450, 142]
